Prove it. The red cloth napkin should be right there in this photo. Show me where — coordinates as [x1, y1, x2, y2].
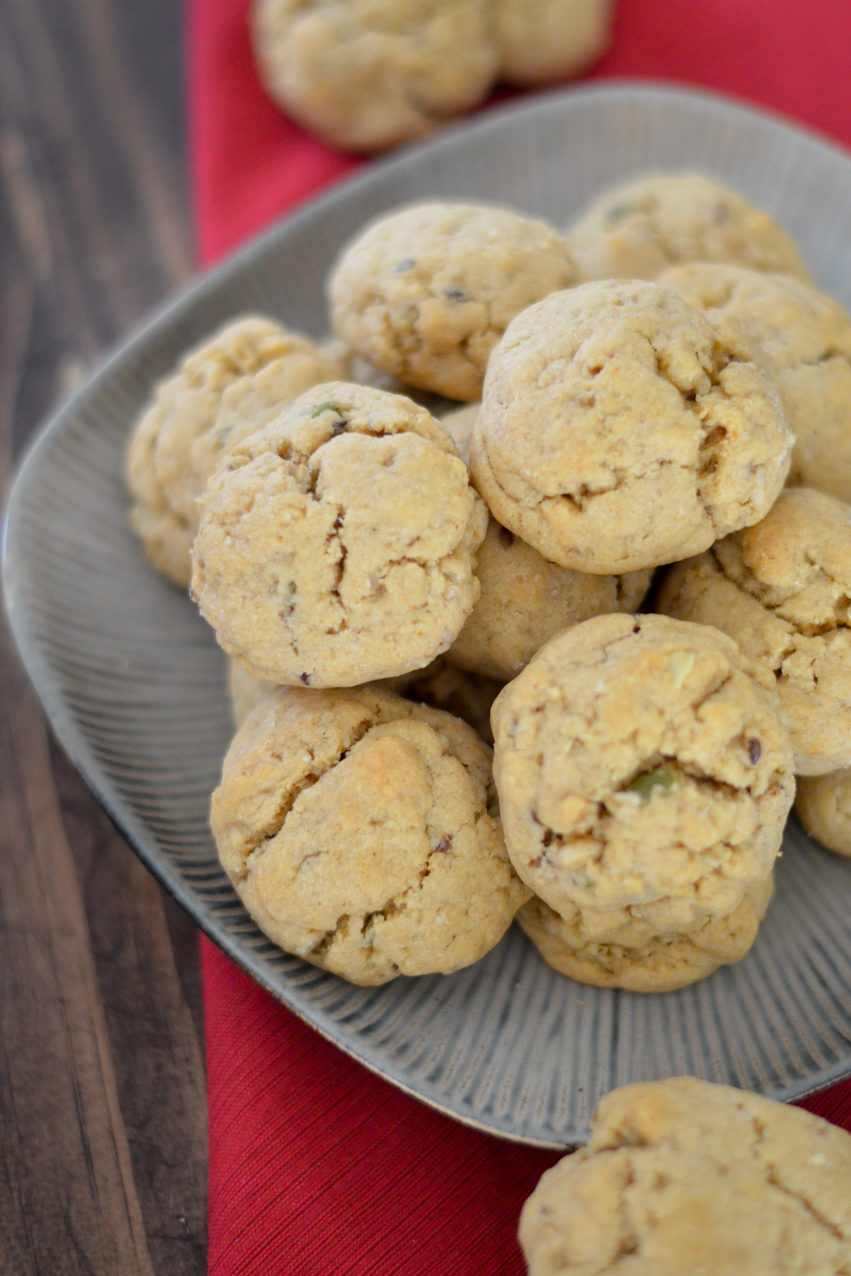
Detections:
[190, 3, 851, 1271]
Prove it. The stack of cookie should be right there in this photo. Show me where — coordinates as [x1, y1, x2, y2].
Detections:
[125, 170, 851, 991]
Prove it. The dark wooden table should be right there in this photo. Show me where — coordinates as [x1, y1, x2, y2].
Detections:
[1, 2, 208, 1272]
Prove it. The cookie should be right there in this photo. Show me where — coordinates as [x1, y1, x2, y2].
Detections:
[440, 402, 480, 465]
[126, 315, 344, 586]
[469, 280, 793, 573]
[656, 487, 851, 776]
[795, 769, 851, 857]
[519, 1076, 851, 1274]
[211, 683, 530, 984]
[228, 657, 275, 728]
[328, 201, 581, 401]
[402, 656, 502, 743]
[449, 516, 653, 681]
[251, 0, 499, 153]
[491, 613, 794, 929]
[658, 261, 851, 503]
[494, 0, 613, 86]
[516, 874, 773, 993]
[565, 170, 811, 282]
[191, 382, 488, 688]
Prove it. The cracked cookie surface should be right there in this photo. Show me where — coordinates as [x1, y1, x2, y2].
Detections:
[520, 1076, 851, 1275]
[251, 0, 499, 152]
[328, 201, 581, 401]
[211, 683, 530, 984]
[516, 874, 773, 992]
[658, 261, 851, 503]
[125, 315, 343, 586]
[491, 613, 794, 926]
[469, 279, 793, 573]
[656, 487, 851, 775]
[565, 170, 810, 282]
[449, 516, 652, 681]
[191, 382, 488, 687]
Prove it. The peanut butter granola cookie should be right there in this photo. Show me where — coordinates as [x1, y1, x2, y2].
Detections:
[211, 683, 530, 984]
[491, 613, 794, 929]
[328, 201, 581, 401]
[659, 261, 851, 503]
[565, 170, 810, 282]
[520, 1077, 851, 1275]
[656, 487, 851, 776]
[251, 0, 500, 153]
[126, 315, 343, 586]
[795, 768, 851, 857]
[470, 279, 793, 573]
[494, 0, 614, 86]
[192, 382, 488, 688]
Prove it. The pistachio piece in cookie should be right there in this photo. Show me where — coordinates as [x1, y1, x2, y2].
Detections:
[125, 314, 345, 586]
[211, 684, 530, 985]
[328, 201, 581, 401]
[565, 170, 810, 282]
[491, 613, 794, 929]
[470, 279, 793, 574]
[656, 487, 851, 776]
[659, 261, 851, 503]
[520, 1077, 851, 1275]
[191, 382, 488, 688]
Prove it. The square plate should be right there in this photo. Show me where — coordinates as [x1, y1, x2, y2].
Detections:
[5, 82, 851, 1147]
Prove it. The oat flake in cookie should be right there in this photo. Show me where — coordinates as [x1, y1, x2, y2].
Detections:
[491, 613, 794, 930]
[211, 684, 530, 985]
[470, 279, 793, 574]
[328, 201, 581, 401]
[520, 1077, 851, 1275]
[191, 382, 488, 688]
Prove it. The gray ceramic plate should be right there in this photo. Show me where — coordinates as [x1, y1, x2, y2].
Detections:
[5, 83, 851, 1148]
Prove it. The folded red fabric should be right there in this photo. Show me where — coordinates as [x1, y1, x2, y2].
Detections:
[190, 1, 851, 1271]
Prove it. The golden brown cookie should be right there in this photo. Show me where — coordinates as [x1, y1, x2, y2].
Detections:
[191, 382, 488, 688]
[795, 769, 851, 857]
[520, 1076, 851, 1274]
[658, 261, 851, 503]
[470, 280, 793, 573]
[251, 0, 500, 152]
[211, 683, 530, 984]
[656, 487, 851, 776]
[401, 656, 503, 744]
[328, 201, 581, 401]
[516, 874, 773, 993]
[565, 170, 811, 282]
[491, 613, 794, 930]
[449, 517, 653, 681]
[494, 0, 614, 86]
[125, 315, 344, 586]
[440, 402, 480, 466]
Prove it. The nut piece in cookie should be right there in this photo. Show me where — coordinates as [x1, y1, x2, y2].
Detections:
[656, 487, 851, 776]
[449, 516, 652, 682]
[211, 684, 530, 984]
[191, 382, 488, 688]
[125, 315, 344, 586]
[492, 613, 794, 931]
[517, 875, 773, 993]
[328, 201, 581, 401]
[520, 1076, 851, 1274]
[470, 279, 793, 574]
[795, 768, 851, 857]
[494, 0, 614, 86]
[250, 0, 499, 153]
[659, 261, 851, 504]
[565, 170, 810, 282]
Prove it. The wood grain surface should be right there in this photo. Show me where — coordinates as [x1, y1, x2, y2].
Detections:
[1, 2, 208, 1272]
